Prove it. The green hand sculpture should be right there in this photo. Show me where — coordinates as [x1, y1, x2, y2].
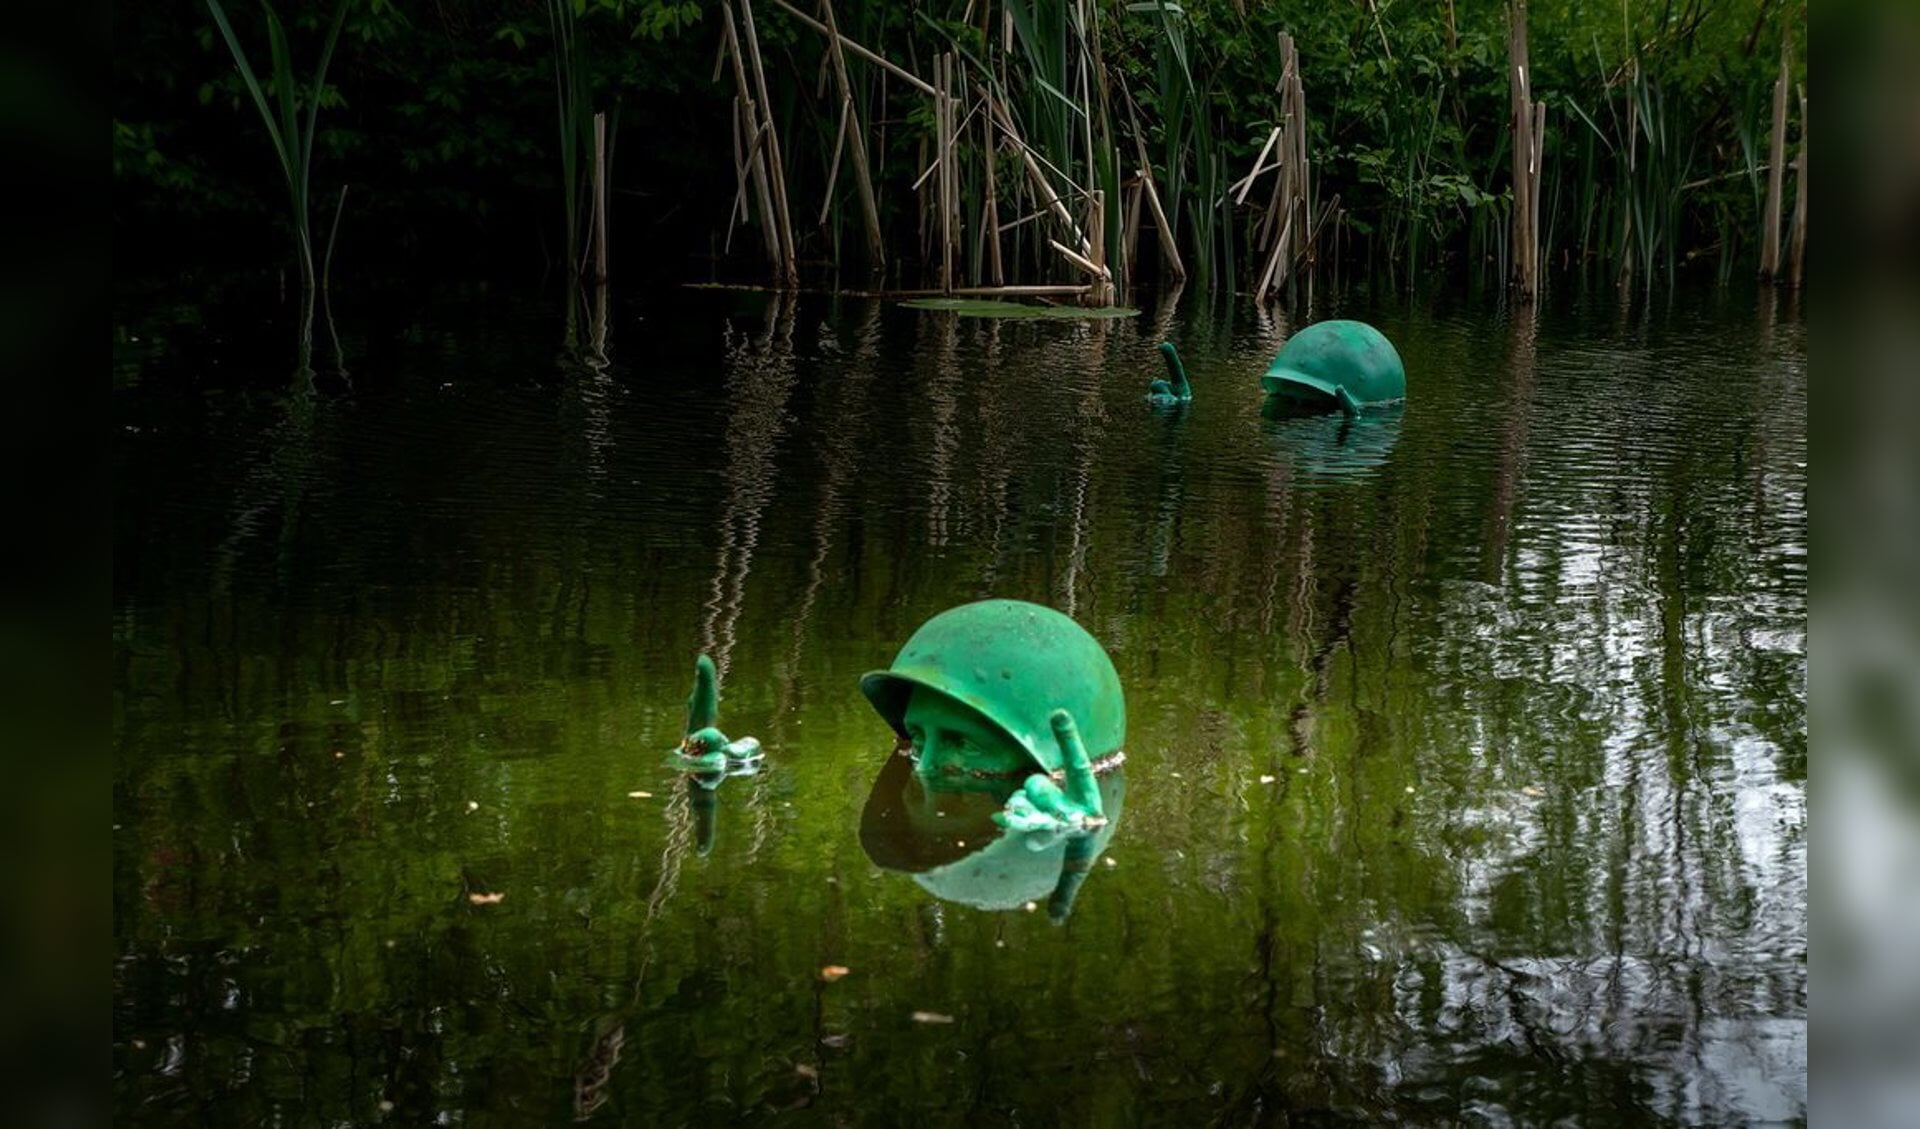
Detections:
[1146, 341, 1194, 407]
[858, 749, 1126, 924]
[1260, 319, 1406, 414]
[673, 654, 763, 773]
[996, 710, 1107, 832]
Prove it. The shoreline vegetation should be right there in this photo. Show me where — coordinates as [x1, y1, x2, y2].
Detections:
[117, 1, 1805, 301]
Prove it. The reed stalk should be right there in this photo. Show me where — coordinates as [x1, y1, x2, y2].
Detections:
[721, 12, 781, 272]
[204, 0, 351, 292]
[818, 0, 886, 272]
[737, 0, 799, 285]
[1760, 36, 1789, 279]
[1787, 85, 1805, 288]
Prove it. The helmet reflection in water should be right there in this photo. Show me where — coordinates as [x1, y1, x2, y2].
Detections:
[858, 752, 1126, 923]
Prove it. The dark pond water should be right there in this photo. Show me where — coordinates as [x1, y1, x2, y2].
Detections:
[113, 279, 1806, 1125]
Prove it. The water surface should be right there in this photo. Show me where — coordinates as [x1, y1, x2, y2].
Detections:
[113, 281, 1806, 1124]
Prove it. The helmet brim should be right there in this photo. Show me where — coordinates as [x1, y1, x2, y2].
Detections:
[859, 670, 1043, 770]
[1259, 367, 1342, 402]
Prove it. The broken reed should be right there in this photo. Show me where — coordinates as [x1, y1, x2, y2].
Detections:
[704, 0, 1804, 299]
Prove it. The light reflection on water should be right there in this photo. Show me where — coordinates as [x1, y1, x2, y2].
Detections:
[113, 280, 1804, 1124]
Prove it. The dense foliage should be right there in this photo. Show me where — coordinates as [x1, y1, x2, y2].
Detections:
[115, 0, 1804, 290]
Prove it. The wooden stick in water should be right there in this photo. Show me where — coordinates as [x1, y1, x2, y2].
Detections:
[938, 55, 953, 292]
[1761, 36, 1790, 280]
[1088, 189, 1111, 305]
[951, 284, 1090, 296]
[738, 0, 798, 285]
[1788, 85, 1806, 289]
[769, 0, 935, 96]
[592, 111, 609, 282]
[1137, 165, 1185, 281]
[1230, 126, 1284, 204]
[1049, 237, 1105, 277]
[818, 0, 886, 271]
[721, 10, 779, 271]
[1507, 1, 1536, 299]
[982, 105, 1004, 286]
[1530, 98, 1544, 294]
[819, 94, 850, 228]
[986, 90, 1089, 254]
[1123, 179, 1142, 275]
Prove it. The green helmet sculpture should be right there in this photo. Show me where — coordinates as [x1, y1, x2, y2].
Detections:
[1261, 319, 1406, 411]
[860, 599, 1126, 775]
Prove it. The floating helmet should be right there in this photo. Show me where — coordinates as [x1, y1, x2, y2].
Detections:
[859, 599, 1126, 775]
[1260, 319, 1406, 408]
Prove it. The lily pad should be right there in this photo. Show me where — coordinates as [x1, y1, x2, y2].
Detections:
[900, 298, 1139, 320]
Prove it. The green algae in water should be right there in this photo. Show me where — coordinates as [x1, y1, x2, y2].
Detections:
[899, 297, 1139, 319]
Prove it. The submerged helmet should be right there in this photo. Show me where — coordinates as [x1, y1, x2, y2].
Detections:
[859, 599, 1126, 774]
[1261, 319, 1406, 406]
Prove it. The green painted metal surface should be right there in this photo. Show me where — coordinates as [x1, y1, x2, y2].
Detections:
[1146, 341, 1193, 407]
[861, 599, 1126, 777]
[1261, 319, 1407, 410]
[996, 711, 1107, 830]
[673, 654, 763, 772]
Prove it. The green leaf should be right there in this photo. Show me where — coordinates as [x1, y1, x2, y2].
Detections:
[203, 0, 293, 183]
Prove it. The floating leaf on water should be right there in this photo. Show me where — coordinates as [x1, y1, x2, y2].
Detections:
[898, 298, 1139, 320]
[819, 965, 851, 982]
[911, 1010, 955, 1024]
[468, 892, 505, 906]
